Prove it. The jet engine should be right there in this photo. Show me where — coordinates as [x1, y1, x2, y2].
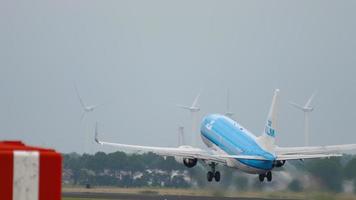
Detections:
[273, 160, 286, 168]
[183, 158, 198, 168]
[175, 156, 198, 168]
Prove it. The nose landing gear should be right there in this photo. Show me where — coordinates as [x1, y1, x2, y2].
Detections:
[258, 171, 272, 182]
[207, 162, 220, 182]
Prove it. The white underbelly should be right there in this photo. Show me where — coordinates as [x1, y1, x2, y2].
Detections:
[228, 158, 268, 174]
[201, 134, 268, 175]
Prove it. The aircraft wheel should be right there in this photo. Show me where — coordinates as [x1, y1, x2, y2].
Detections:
[258, 174, 265, 182]
[214, 171, 220, 182]
[207, 171, 214, 182]
[266, 171, 272, 182]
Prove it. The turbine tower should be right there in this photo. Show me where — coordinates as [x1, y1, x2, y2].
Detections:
[289, 93, 316, 146]
[75, 84, 102, 121]
[177, 93, 201, 146]
[178, 126, 185, 146]
[225, 89, 234, 118]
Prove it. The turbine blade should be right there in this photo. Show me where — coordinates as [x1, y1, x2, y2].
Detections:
[74, 84, 87, 109]
[305, 92, 317, 108]
[91, 103, 105, 110]
[91, 99, 114, 110]
[176, 104, 191, 110]
[91, 105, 99, 110]
[289, 101, 304, 110]
[191, 93, 200, 108]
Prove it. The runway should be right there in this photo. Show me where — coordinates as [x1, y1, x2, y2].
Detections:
[62, 192, 299, 200]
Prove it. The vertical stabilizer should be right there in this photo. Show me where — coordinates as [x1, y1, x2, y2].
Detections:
[258, 89, 279, 152]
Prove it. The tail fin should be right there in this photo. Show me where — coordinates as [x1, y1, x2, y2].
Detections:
[258, 89, 280, 152]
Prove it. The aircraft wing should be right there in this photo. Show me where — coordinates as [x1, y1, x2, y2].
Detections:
[94, 125, 268, 164]
[96, 133, 346, 161]
[95, 140, 270, 164]
[274, 144, 356, 160]
[275, 144, 356, 155]
[276, 153, 342, 160]
[97, 138, 346, 161]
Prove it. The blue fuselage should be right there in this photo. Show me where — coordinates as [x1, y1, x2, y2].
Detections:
[200, 114, 276, 173]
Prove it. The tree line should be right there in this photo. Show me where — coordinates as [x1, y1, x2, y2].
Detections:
[63, 151, 356, 192]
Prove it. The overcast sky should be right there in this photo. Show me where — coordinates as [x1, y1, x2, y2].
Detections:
[1, 0, 356, 153]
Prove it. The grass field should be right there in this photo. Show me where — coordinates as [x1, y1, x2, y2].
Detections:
[62, 186, 356, 200]
[64, 198, 124, 200]
[63, 198, 104, 200]
[62, 195, 356, 200]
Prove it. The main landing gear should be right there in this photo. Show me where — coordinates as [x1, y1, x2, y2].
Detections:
[207, 162, 220, 182]
[258, 171, 272, 182]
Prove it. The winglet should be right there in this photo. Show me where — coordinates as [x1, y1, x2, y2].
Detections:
[94, 122, 101, 144]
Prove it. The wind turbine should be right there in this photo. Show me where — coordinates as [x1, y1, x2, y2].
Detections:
[176, 93, 201, 112]
[289, 92, 316, 146]
[75, 84, 102, 121]
[225, 89, 234, 118]
[177, 93, 201, 146]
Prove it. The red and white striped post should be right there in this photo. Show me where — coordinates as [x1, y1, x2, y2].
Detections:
[0, 141, 62, 200]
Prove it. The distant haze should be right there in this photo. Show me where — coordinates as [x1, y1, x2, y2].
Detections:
[1, 1, 356, 153]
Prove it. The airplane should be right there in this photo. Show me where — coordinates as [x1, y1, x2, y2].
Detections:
[94, 89, 356, 182]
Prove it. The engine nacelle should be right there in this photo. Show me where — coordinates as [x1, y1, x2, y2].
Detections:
[175, 156, 198, 168]
[273, 160, 286, 168]
[183, 158, 198, 168]
[174, 146, 198, 168]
